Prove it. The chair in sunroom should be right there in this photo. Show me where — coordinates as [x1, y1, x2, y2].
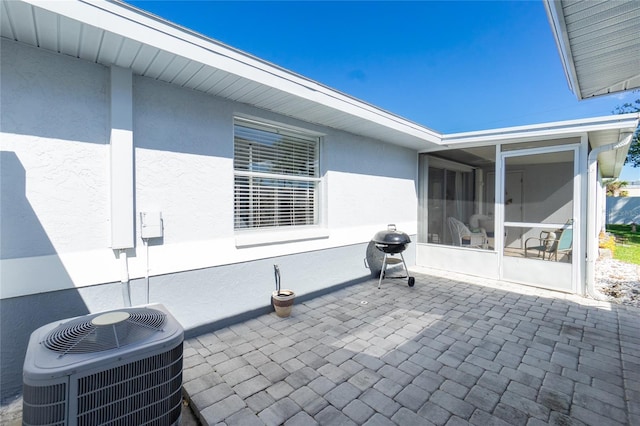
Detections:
[549, 226, 573, 261]
[525, 222, 573, 261]
[525, 230, 558, 260]
[447, 217, 488, 249]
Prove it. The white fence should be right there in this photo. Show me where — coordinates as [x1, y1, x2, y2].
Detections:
[606, 196, 640, 224]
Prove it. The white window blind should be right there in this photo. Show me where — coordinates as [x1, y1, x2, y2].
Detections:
[234, 119, 320, 229]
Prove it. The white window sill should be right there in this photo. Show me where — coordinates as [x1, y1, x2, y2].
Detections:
[235, 227, 330, 248]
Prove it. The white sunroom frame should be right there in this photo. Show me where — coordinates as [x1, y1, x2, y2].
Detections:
[498, 143, 581, 293]
[417, 114, 639, 296]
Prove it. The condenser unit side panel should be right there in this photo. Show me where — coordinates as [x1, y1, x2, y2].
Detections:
[69, 342, 183, 426]
[22, 379, 69, 426]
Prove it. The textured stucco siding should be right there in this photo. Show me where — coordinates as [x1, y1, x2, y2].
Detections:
[133, 77, 235, 245]
[1, 39, 110, 259]
[1, 40, 418, 298]
[0, 40, 418, 400]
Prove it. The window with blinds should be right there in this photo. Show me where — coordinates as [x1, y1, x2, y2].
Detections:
[234, 119, 320, 230]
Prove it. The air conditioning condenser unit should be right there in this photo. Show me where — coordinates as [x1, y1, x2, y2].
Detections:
[22, 304, 184, 426]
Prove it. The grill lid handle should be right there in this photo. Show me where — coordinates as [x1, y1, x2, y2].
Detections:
[387, 224, 396, 231]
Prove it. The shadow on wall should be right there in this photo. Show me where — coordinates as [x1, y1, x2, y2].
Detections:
[1, 151, 59, 259]
[0, 151, 89, 402]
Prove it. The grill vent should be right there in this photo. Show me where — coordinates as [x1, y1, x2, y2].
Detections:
[42, 308, 166, 356]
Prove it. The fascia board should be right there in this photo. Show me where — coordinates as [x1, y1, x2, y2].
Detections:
[544, 0, 583, 100]
[24, 0, 441, 144]
[441, 114, 640, 145]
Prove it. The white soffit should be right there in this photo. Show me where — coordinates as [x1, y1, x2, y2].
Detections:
[545, 0, 640, 100]
[0, 0, 441, 149]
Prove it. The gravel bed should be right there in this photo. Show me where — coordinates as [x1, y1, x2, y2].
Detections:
[595, 258, 640, 308]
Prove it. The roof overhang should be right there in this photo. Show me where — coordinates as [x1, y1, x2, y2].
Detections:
[0, 0, 441, 150]
[1, 0, 637, 178]
[439, 113, 640, 179]
[544, 0, 640, 100]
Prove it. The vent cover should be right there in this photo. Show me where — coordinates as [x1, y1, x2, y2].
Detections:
[42, 307, 166, 356]
[75, 344, 183, 426]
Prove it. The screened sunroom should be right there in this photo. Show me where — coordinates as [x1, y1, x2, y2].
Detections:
[416, 115, 639, 295]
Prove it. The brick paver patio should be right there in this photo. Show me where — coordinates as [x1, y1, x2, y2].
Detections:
[182, 268, 640, 425]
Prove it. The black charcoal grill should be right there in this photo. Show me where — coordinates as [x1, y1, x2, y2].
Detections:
[372, 224, 415, 289]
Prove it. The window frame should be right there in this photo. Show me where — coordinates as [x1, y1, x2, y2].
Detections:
[233, 117, 326, 246]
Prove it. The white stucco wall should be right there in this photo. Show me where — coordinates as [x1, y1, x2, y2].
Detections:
[1, 40, 110, 257]
[0, 40, 118, 297]
[1, 40, 419, 398]
[326, 131, 417, 231]
[0, 40, 418, 300]
[133, 77, 235, 245]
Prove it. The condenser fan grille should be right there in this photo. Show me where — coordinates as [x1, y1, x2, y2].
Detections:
[42, 308, 166, 356]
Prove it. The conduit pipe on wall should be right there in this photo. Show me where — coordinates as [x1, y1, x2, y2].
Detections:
[144, 239, 150, 305]
[585, 132, 633, 299]
[120, 249, 132, 307]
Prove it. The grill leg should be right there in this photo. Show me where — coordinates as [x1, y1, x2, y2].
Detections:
[377, 253, 388, 289]
[399, 252, 409, 276]
[400, 252, 415, 286]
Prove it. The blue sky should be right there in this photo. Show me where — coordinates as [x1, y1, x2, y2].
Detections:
[128, 1, 639, 182]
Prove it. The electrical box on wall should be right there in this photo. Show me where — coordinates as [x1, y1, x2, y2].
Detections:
[140, 212, 163, 239]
